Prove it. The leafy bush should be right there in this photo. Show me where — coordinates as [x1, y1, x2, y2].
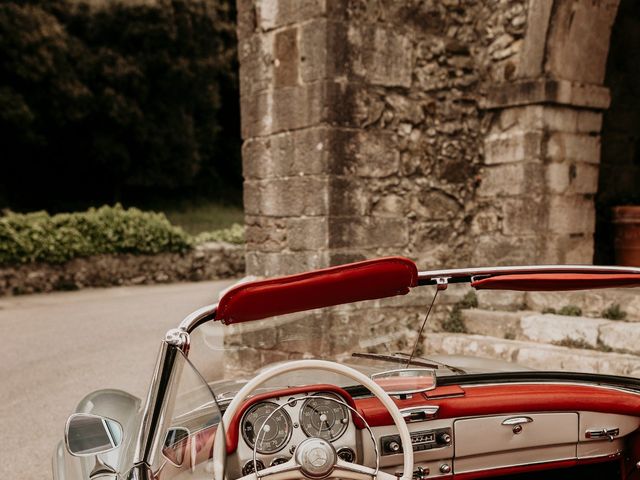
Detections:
[0, 0, 241, 210]
[194, 223, 244, 245]
[602, 304, 627, 321]
[0, 205, 191, 264]
[441, 306, 468, 333]
[557, 305, 582, 317]
[458, 291, 478, 309]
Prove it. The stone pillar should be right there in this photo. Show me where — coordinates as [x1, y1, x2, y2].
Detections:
[474, 79, 610, 265]
[238, 1, 415, 276]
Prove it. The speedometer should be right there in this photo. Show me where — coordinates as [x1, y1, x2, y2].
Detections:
[300, 393, 349, 441]
[241, 402, 292, 454]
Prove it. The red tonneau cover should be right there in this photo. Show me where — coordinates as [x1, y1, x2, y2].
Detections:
[472, 273, 640, 291]
[215, 256, 418, 324]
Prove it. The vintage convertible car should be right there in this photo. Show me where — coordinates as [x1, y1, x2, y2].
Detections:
[54, 257, 640, 480]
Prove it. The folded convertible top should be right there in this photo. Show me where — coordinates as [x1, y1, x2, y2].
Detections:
[215, 256, 418, 325]
[471, 273, 640, 291]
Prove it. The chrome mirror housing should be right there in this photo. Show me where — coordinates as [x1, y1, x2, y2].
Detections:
[65, 413, 123, 457]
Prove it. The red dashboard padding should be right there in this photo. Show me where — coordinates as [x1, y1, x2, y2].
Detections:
[215, 256, 418, 324]
[355, 383, 640, 427]
[471, 273, 640, 292]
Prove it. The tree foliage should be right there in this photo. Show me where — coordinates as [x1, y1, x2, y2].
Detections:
[0, 0, 240, 211]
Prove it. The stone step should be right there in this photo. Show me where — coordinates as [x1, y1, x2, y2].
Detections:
[475, 288, 640, 322]
[460, 308, 640, 354]
[424, 333, 640, 377]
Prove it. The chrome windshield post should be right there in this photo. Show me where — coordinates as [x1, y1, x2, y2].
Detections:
[132, 328, 189, 468]
[132, 303, 218, 469]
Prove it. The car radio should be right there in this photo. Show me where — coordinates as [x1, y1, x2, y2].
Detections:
[380, 428, 452, 455]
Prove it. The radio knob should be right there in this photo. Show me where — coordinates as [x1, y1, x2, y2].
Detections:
[388, 440, 401, 453]
[437, 432, 451, 445]
[439, 464, 451, 474]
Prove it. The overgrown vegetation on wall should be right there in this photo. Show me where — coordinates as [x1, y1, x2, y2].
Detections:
[0, 205, 243, 265]
[0, 0, 241, 211]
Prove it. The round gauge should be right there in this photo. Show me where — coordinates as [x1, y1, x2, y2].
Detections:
[300, 393, 350, 442]
[241, 402, 292, 454]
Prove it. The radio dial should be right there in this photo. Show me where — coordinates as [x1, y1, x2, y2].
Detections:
[437, 432, 451, 445]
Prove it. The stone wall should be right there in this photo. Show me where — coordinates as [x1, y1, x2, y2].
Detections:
[239, 0, 529, 275]
[0, 242, 244, 296]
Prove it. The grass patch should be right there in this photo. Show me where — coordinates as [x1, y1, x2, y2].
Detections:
[163, 202, 243, 235]
[553, 337, 592, 349]
[557, 305, 582, 317]
[602, 304, 627, 321]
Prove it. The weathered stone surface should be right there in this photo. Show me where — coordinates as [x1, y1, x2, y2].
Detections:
[425, 333, 640, 376]
[520, 314, 608, 347]
[599, 322, 640, 354]
[0, 243, 245, 296]
[462, 309, 525, 339]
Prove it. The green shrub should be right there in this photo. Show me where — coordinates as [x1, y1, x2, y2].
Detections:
[459, 291, 478, 309]
[0, 205, 191, 264]
[558, 305, 582, 317]
[194, 223, 244, 244]
[441, 306, 468, 333]
[602, 304, 627, 321]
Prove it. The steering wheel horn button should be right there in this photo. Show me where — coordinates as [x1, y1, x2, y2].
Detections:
[295, 438, 337, 478]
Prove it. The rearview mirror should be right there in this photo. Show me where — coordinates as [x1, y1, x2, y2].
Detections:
[371, 368, 437, 395]
[65, 413, 123, 457]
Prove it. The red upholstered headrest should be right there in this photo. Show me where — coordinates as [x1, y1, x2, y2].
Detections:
[471, 273, 640, 292]
[215, 256, 418, 324]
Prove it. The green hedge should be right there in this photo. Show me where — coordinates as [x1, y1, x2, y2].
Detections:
[0, 205, 185, 265]
[0, 205, 245, 265]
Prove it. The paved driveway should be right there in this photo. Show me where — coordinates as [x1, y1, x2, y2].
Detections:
[0, 279, 236, 479]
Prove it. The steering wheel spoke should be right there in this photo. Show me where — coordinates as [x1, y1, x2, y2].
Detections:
[237, 459, 301, 480]
[333, 459, 398, 480]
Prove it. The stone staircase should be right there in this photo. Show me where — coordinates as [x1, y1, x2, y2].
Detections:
[423, 287, 640, 377]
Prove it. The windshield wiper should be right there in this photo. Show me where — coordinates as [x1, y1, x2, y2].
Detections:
[391, 352, 467, 375]
[351, 352, 467, 375]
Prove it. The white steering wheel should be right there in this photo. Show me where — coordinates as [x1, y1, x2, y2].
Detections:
[213, 359, 413, 480]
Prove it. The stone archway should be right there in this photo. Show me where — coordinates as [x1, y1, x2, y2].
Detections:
[477, 0, 620, 266]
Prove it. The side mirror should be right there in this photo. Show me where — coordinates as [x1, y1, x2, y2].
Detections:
[371, 368, 437, 395]
[65, 413, 123, 457]
[162, 427, 190, 466]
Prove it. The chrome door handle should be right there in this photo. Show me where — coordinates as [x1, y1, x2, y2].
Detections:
[502, 416, 533, 426]
[586, 428, 619, 441]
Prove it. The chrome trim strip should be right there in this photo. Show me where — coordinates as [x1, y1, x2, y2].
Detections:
[418, 264, 640, 282]
[462, 381, 640, 396]
[400, 406, 440, 422]
[178, 303, 218, 333]
[502, 416, 533, 426]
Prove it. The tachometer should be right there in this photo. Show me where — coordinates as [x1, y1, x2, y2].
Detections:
[300, 393, 349, 441]
[241, 402, 292, 454]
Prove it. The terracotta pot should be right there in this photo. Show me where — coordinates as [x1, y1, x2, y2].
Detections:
[612, 206, 640, 267]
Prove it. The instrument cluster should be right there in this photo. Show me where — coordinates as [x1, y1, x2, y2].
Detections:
[238, 391, 356, 474]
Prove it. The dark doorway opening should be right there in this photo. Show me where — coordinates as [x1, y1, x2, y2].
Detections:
[595, 0, 640, 264]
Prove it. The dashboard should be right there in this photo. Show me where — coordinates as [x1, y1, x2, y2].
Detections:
[225, 382, 640, 479]
[234, 390, 358, 476]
